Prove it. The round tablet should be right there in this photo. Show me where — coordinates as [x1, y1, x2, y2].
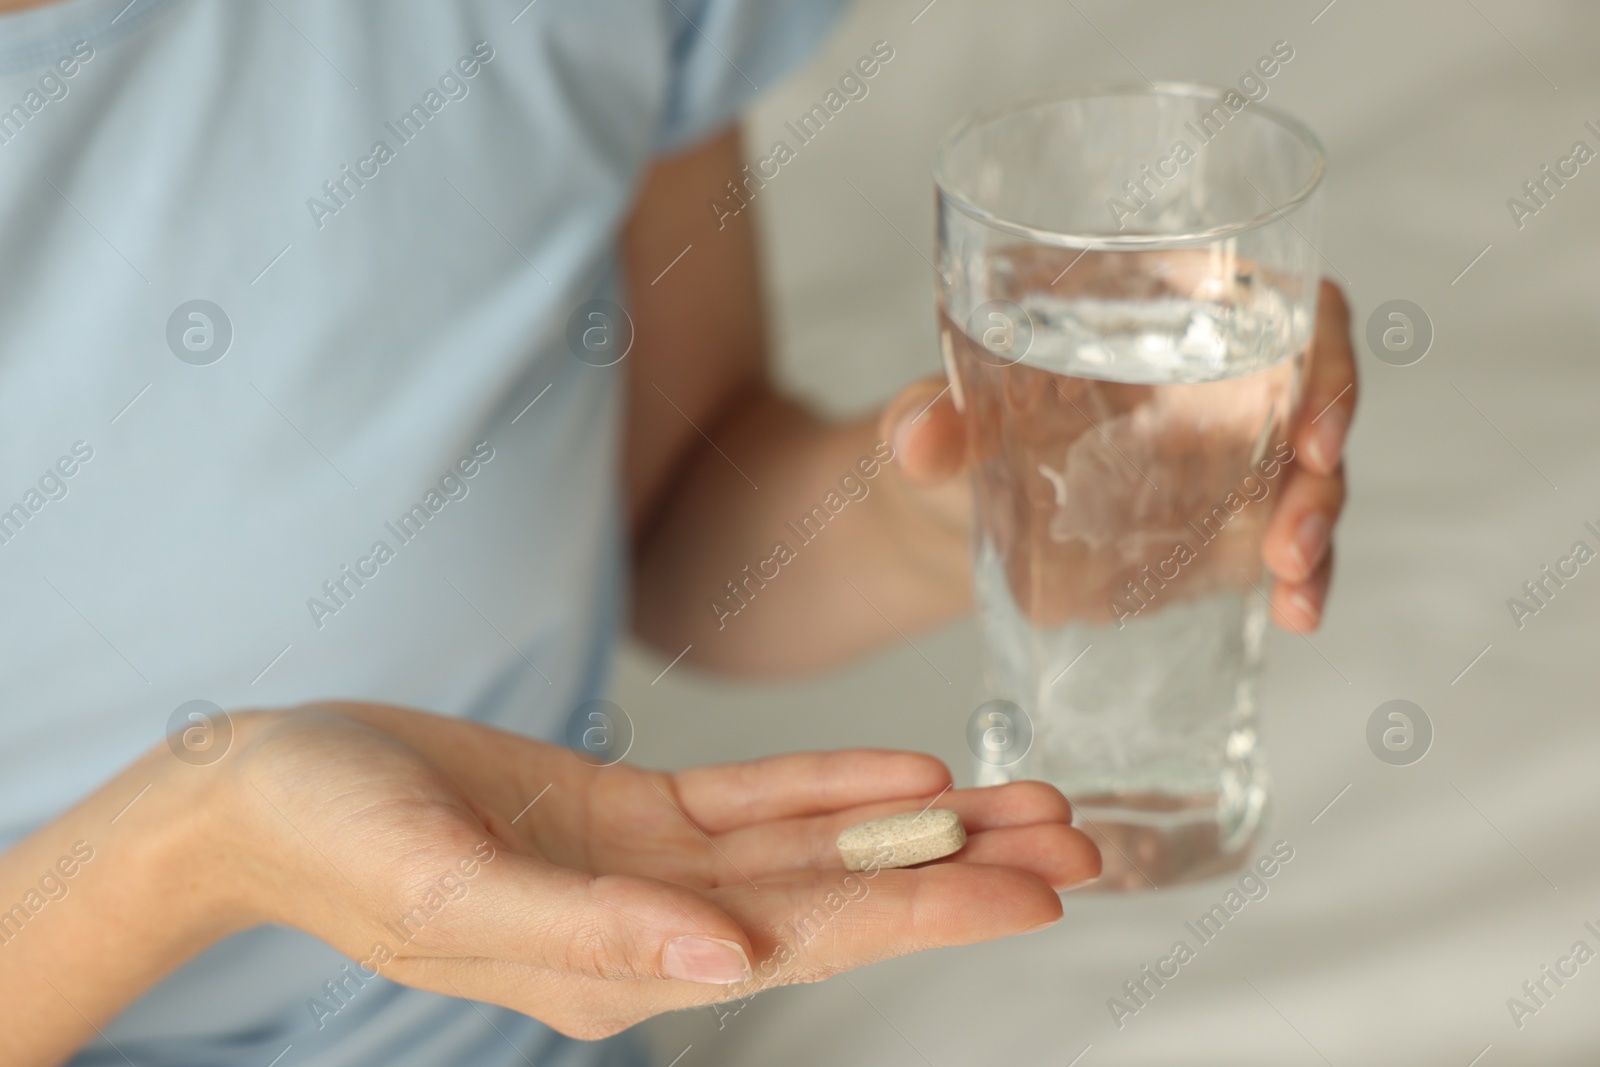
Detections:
[836, 808, 966, 871]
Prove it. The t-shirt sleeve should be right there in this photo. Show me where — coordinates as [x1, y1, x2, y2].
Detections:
[654, 0, 849, 154]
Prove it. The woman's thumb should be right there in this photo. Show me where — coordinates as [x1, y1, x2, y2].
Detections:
[472, 856, 753, 985]
[878, 375, 966, 487]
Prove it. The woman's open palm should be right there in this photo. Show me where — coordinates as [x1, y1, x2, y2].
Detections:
[220, 703, 1100, 1039]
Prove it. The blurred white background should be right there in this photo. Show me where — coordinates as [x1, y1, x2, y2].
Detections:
[620, 1, 1600, 1063]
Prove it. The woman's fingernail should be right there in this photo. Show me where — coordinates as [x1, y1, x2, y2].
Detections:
[663, 937, 752, 985]
[1291, 513, 1330, 576]
[1290, 590, 1320, 626]
[1309, 406, 1349, 470]
[891, 415, 916, 463]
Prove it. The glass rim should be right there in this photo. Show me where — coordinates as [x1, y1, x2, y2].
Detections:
[933, 81, 1327, 251]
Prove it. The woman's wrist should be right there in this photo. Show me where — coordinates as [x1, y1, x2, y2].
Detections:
[0, 716, 267, 1066]
[96, 724, 264, 953]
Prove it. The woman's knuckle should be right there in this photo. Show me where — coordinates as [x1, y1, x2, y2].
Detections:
[562, 917, 643, 980]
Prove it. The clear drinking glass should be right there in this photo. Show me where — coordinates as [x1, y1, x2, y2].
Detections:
[936, 83, 1326, 889]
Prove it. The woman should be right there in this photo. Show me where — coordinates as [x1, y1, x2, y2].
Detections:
[0, 1, 1354, 1064]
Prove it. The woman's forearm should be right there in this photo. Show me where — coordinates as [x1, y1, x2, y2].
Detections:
[0, 743, 243, 1067]
[630, 386, 970, 675]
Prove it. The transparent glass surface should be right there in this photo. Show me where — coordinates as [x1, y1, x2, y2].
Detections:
[936, 83, 1326, 889]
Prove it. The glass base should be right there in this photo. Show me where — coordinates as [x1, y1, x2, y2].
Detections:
[1067, 789, 1266, 891]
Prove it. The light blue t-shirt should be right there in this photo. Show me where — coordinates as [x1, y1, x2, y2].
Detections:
[0, 1, 843, 1063]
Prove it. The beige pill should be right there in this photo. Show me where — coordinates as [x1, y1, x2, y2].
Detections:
[836, 808, 967, 871]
